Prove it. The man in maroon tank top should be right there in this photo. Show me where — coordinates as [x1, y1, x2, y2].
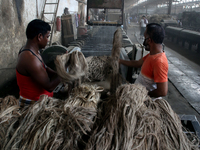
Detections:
[16, 19, 61, 107]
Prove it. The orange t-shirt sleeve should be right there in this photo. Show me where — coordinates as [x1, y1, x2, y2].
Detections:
[142, 54, 149, 61]
[153, 56, 168, 83]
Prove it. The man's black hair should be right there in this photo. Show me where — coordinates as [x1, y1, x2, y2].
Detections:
[146, 23, 165, 44]
[26, 19, 51, 39]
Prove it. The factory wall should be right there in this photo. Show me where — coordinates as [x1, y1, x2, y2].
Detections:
[0, 0, 79, 91]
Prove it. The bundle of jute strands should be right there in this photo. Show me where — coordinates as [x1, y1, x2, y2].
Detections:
[0, 96, 19, 121]
[66, 84, 104, 109]
[85, 84, 199, 150]
[0, 96, 21, 150]
[2, 95, 97, 150]
[110, 28, 122, 94]
[85, 56, 112, 82]
[55, 50, 88, 84]
[0, 95, 19, 110]
[111, 28, 122, 59]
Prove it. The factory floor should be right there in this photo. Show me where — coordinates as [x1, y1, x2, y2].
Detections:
[126, 23, 200, 122]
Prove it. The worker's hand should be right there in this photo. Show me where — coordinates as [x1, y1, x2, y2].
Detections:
[119, 59, 121, 64]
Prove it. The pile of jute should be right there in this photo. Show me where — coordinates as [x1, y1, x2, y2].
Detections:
[85, 84, 199, 150]
[0, 94, 97, 150]
[148, 14, 171, 24]
[0, 85, 199, 150]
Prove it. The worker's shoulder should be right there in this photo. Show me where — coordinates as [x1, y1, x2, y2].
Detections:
[151, 52, 168, 64]
[18, 51, 41, 68]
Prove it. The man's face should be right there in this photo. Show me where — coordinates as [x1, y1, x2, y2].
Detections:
[39, 31, 50, 49]
[143, 30, 150, 51]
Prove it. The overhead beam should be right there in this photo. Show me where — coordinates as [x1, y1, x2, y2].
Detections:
[168, 0, 173, 15]
[76, 0, 86, 5]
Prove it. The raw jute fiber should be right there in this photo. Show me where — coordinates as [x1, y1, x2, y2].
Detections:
[110, 28, 122, 94]
[85, 84, 199, 150]
[0, 96, 20, 150]
[85, 56, 112, 82]
[66, 83, 104, 109]
[2, 95, 96, 150]
[55, 50, 88, 84]
[0, 96, 19, 122]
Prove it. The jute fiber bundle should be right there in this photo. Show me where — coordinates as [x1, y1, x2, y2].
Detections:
[85, 56, 112, 81]
[0, 96, 20, 121]
[148, 14, 171, 24]
[3, 95, 96, 150]
[0, 96, 20, 150]
[111, 28, 122, 59]
[110, 28, 122, 94]
[55, 50, 88, 84]
[85, 84, 199, 150]
[66, 83, 104, 109]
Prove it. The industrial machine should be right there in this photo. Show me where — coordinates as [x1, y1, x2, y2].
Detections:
[165, 26, 200, 53]
[86, 0, 124, 26]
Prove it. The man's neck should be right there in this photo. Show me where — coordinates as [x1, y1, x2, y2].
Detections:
[150, 44, 163, 55]
[25, 40, 40, 55]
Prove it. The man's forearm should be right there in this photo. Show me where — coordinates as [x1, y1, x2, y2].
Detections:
[46, 67, 58, 78]
[148, 88, 167, 98]
[119, 59, 142, 68]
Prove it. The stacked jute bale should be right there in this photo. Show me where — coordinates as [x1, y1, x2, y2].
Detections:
[148, 14, 171, 24]
[1, 95, 97, 150]
[85, 84, 199, 150]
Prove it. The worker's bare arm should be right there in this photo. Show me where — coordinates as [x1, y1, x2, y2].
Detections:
[148, 82, 168, 97]
[46, 66, 58, 79]
[24, 55, 60, 92]
[119, 58, 143, 68]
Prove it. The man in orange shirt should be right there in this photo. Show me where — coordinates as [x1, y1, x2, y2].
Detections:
[119, 23, 168, 98]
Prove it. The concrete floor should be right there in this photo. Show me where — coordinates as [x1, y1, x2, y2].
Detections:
[126, 23, 200, 122]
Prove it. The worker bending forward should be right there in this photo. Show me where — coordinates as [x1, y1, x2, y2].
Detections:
[16, 19, 61, 107]
[119, 23, 168, 98]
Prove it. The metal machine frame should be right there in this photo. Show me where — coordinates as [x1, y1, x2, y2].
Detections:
[86, 0, 124, 26]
